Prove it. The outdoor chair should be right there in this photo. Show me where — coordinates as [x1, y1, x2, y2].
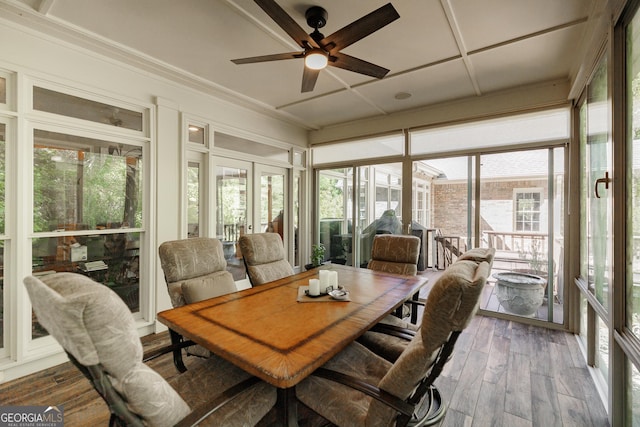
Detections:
[159, 237, 238, 366]
[23, 272, 276, 427]
[296, 258, 491, 426]
[238, 232, 293, 286]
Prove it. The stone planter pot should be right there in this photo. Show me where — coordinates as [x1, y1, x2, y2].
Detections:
[222, 241, 235, 259]
[493, 272, 547, 317]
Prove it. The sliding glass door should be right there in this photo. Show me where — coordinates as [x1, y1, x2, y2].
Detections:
[411, 149, 565, 324]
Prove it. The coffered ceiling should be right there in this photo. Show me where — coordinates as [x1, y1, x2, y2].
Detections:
[3, 0, 598, 130]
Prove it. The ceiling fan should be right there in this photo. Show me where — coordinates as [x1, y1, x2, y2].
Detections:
[231, 0, 400, 93]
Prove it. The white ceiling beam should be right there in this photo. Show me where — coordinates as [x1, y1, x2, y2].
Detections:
[440, 0, 482, 96]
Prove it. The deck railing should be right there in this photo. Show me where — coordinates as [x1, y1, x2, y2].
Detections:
[484, 230, 550, 273]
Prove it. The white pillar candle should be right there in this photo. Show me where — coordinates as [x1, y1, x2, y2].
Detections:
[319, 270, 330, 293]
[328, 271, 338, 289]
[309, 279, 320, 296]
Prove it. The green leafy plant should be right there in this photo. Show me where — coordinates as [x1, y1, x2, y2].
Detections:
[311, 244, 326, 267]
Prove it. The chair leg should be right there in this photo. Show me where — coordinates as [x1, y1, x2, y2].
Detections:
[423, 386, 446, 426]
[407, 385, 446, 427]
[169, 329, 188, 373]
[410, 292, 420, 324]
[276, 387, 298, 427]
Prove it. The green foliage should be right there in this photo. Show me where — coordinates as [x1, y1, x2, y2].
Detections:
[33, 146, 142, 232]
[311, 243, 325, 267]
[319, 175, 344, 219]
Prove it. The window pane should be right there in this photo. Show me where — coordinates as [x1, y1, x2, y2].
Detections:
[0, 123, 5, 235]
[33, 87, 143, 131]
[411, 108, 570, 155]
[628, 8, 640, 338]
[33, 130, 143, 232]
[318, 169, 349, 266]
[188, 125, 205, 145]
[480, 148, 564, 323]
[582, 54, 611, 309]
[597, 316, 609, 383]
[187, 162, 200, 237]
[0, 77, 5, 104]
[215, 166, 249, 281]
[261, 172, 284, 236]
[293, 151, 304, 167]
[312, 134, 404, 165]
[420, 156, 474, 269]
[215, 132, 289, 163]
[31, 231, 141, 336]
[0, 241, 3, 349]
[293, 174, 300, 267]
[360, 163, 402, 267]
[628, 359, 640, 424]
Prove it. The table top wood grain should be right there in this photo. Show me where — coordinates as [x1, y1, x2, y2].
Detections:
[157, 264, 427, 388]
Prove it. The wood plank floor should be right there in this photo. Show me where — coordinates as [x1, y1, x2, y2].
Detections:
[0, 315, 608, 426]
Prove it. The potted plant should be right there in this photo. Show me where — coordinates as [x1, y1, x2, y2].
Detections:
[306, 244, 326, 270]
[494, 239, 549, 317]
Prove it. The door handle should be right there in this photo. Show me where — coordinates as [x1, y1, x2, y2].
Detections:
[594, 171, 611, 199]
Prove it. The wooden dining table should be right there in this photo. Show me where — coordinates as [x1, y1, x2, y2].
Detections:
[157, 263, 428, 426]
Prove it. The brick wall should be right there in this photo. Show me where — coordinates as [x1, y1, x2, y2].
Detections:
[432, 178, 548, 238]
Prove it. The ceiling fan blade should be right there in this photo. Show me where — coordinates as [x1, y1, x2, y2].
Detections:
[301, 67, 320, 92]
[254, 0, 319, 49]
[321, 3, 399, 52]
[329, 52, 390, 79]
[232, 51, 303, 64]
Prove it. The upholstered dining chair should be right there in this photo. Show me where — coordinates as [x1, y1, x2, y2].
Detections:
[367, 234, 421, 323]
[363, 247, 496, 363]
[238, 232, 293, 286]
[296, 258, 491, 427]
[23, 272, 276, 427]
[159, 237, 239, 365]
[367, 234, 421, 276]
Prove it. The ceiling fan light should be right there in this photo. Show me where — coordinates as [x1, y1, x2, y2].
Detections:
[305, 50, 328, 70]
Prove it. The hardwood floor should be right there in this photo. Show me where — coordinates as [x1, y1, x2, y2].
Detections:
[0, 317, 608, 426]
[436, 315, 608, 427]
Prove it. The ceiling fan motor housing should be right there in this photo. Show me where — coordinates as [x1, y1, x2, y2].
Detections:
[306, 6, 327, 29]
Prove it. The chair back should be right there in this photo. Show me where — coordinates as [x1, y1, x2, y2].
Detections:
[367, 234, 421, 276]
[238, 233, 293, 286]
[159, 237, 237, 307]
[366, 259, 491, 425]
[24, 273, 191, 426]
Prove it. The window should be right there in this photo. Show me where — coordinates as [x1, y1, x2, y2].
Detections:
[32, 128, 144, 326]
[33, 87, 143, 132]
[187, 161, 201, 237]
[188, 124, 205, 145]
[0, 122, 5, 349]
[0, 76, 5, 104]
[33, 130, 142, 231]
[312, 133, 404, 165]
[514, 190, 542, 232]
[374, 168, 402, 219]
